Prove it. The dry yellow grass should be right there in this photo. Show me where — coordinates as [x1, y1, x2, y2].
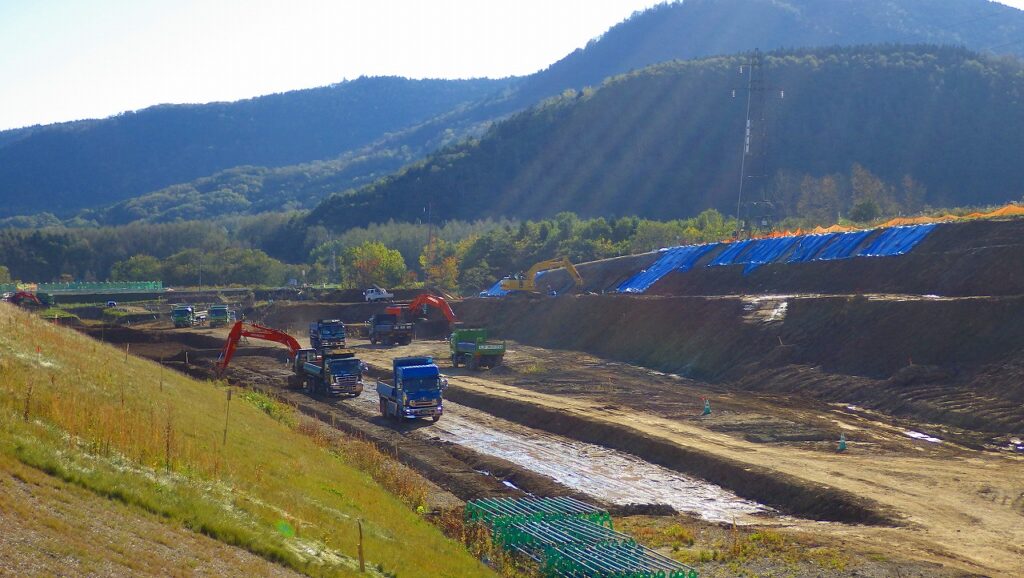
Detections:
[0, 304, 494, 578]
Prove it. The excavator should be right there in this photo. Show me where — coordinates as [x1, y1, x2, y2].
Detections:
[385, 293, 457, 325]
[499, 257, 583, 293]
[217, 320, 368, 397]
[3, 291, 44, 308]
[217, 321, 301, 376]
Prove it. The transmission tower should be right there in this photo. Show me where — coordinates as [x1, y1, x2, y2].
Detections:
[732, 49, 783, 238]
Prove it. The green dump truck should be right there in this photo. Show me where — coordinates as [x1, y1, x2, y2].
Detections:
[208, 305, 236, 328]
[449, 328, 506, 369]
[170, 304, 207, 328]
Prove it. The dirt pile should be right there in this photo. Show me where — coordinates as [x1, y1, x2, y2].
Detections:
[539, 219, 1024, 297]
[455, 294, 1024, 435]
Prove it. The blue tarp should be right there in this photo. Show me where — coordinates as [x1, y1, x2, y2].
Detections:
[857, 224, 937, 257]
[813, 230, 876, 261]
[617, 243, 718, 293]
[707, 239, 753, 267]
[740, 237, 802, 274]
[480, 279, 509, 297]
[786, 233, 841, 263]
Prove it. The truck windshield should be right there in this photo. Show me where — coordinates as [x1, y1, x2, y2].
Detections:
[321, 325, 344, 337]
[403, 377, 439, 393]
[327, 359, 360, 375]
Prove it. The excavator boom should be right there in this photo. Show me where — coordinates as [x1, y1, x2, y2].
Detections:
[385, 293, 457, 324]
[217, 321, 301, 375]
[499, 257, 583, 293]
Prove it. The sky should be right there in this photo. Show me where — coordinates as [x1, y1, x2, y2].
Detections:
[2, 0, 1023, 132]
[0, 0, 664, 131]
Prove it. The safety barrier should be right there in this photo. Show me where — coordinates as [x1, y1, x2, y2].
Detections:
[0, 281, 163, 294]
[617, 244, 718, 293]
[465, 496, 612, 528]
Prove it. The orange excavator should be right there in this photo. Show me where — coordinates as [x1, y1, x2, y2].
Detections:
[4, 291, 43, 307]
[217, 321, 301, 376]
[385, 293, 457, 325]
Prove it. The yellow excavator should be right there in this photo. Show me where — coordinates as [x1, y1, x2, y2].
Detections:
[499, 257, 583, 293]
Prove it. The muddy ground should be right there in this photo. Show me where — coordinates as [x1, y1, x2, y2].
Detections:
[80, 315, 1021, 577]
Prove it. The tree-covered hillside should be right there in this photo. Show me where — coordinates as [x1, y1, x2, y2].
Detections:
[519, 0, 1024, 103]
[0, 76, 512, 217]
[308, 45, 1024, 230]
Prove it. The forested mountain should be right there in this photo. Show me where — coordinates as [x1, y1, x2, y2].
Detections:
[2, 0, 1023, 226]
[309, 45, 1024, 230]
[517, 0, 1024, 103]
[0, 76, 512, 217]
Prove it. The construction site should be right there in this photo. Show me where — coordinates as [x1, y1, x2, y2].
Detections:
[34, 215, 1019, 577]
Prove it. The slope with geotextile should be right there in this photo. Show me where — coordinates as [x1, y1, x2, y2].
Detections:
[0, 303, 494, 578]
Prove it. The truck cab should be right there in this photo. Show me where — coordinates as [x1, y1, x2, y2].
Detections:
[376, 356, 446, 422]
[208, 305, 235, 328]
[170, 305, 196, 328]
[309, 319, 346, 350]
[292, 348, 365, 397]
[367, 313, 413, 346]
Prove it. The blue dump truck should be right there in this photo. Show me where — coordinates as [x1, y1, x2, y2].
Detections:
[367, 313, 413, 346]
[291, 348, 365, 397]
[376, 356, 447, 422]
[309, 319, 346, 350]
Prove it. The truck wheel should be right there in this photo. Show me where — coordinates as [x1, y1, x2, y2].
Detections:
[370, 337, 377, 345]
[379, 398, 387, 416]
[469, 356, 479, 370]
[431, 415, 441, 423]
[451, 355, 459, 368]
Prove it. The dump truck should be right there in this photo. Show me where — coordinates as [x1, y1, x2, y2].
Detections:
[367, 313, 413, 346]
[450, 328, 506, 369]
[376, 356, 446, 422]
[208, 305, 235, 328]
[309, 319, 346, 350]
[170, 304, 207, 328]
[292, 348, 365, 397]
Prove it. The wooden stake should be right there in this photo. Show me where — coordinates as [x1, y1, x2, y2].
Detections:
[159, 358, 164, 391]
[358, 520, 365, 573]
[222, 388, 232, 446]
[125, 343, 130, 362]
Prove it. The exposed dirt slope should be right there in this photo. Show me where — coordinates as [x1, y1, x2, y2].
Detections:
[538, 219, 1024, 297]
[455, 294, 1024, 435]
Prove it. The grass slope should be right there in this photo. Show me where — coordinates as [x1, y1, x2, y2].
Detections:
[0, 304, 493, 578]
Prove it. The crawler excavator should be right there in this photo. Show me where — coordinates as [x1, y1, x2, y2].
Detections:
[217, 321, 366, 397]
[383, 293, 458, 340]
[499, 257, 583, 293]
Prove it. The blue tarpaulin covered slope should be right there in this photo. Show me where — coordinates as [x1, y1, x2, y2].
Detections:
[786, 233, 840, 263]
[857, 224, 937, 257]
[480, 279, 509, 297]
[617, 243, 718, 293]
[813, 230, 875, 261]
[740, 237, 802, 274]
[707, 239, 753, 267]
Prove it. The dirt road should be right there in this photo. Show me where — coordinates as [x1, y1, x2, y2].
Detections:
[353, 337, 1024, 577]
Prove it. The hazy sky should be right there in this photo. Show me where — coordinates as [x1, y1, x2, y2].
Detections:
[1, 0, 1022, 131]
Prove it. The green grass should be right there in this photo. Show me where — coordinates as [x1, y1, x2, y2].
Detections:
[0, 303, 494, 578]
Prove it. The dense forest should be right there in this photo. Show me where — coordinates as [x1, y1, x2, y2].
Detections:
[0, 211, 739, 292]
[3, 0, 1022, 227]
[0, 76, 512, 217]
[309, 46, 1024, 230]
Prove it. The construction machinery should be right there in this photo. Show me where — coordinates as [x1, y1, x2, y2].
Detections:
[309, 319, 346, 350]
[4, 291, 44, 308]
[367, 313, 413, 346]
[217, 321, 365, 397]
[450, 328, 506, 369]
[376, 356, 447, 422]
[385, 293, 458, 325]
[170, 304, 207, 328]
[499, 257, 583, 293]
[208, 305, 236, 328]
[293, 347, 365, 397]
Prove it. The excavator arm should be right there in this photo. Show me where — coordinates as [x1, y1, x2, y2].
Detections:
[385, 293, 458, 324]
[500, 257, 583, 292]
[217, 321, 301, 376]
